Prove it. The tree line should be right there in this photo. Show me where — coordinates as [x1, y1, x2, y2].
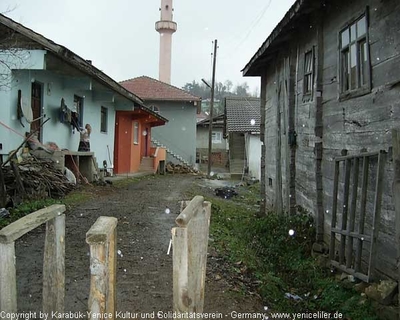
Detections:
[182, 80, 259, 116]
[182, 79, 260, 99]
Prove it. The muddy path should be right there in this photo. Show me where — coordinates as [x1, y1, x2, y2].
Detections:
[14, 174, 263, 318]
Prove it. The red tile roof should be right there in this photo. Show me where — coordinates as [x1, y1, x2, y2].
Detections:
[120, 76, 201, 102]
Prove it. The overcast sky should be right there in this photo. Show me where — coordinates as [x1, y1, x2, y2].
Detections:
[1, 0, 294, 94]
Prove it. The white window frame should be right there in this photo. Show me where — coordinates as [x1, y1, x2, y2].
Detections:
[339, 11, 371, 99]
[212, 131, 222, 143]
[133, 121, 139, 144]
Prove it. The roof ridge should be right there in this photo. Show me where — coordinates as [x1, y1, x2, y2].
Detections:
[225, 96, 260, 101]
[120, 76, 201, 101]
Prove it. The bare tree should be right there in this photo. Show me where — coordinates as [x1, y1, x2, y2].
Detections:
[0, 6, 29, 90]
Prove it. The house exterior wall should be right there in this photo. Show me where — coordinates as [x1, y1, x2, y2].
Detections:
[196, 126, 227, 150]
[114, 112, 155, 174]
[196, 126, 228, 166]
[245, 133, 261, 180]
[0, 51, 117, 169]
[258, 0, 400, 279]
[149, 100, 197, 165]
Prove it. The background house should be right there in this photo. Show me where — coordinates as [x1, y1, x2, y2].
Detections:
[0, 14, 166, 179]
[196, 114, 228, 167]
[224, 97, 261, 179]
[121, 76, 201, 166]
[243, 0, 400, 280]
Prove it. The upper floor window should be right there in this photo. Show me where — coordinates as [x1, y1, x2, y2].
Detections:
[100, 106, 108, 133]
[304, 49, 314, 96]
[339, 14, 370, 96]
[212, 131, 222, 143]
[133, 121, 139, 144]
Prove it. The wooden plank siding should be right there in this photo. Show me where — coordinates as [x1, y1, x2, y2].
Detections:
[257, 0, 400, 279]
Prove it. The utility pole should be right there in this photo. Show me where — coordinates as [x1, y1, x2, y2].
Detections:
[208, 39, 218, 178]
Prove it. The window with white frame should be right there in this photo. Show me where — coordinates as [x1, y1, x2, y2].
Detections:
[339, 14, 370, 95]
[303, 50, 314, 96]
[133, 121, 139, 144]
[212, 131, 222, 143]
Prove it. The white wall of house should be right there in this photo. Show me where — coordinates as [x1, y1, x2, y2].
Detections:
[245, 133, 261, 180]
[196, 126, 227, 150]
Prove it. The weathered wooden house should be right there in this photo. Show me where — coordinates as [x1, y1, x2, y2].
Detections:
[224, 97, 261, 180]
[243, 0, 400, 281]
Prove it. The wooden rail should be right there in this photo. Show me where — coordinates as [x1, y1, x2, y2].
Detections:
[0, 204, 66, 314]
[86, 216, 118, 320]
[329, 151, 386, 282]
[172, 196, 211, 317]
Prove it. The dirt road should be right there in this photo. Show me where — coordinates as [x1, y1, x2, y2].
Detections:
[15, 174, 263, 318]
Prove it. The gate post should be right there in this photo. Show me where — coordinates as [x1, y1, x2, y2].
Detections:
[0, 204, 66, 314]
[43, 214, 66, 317]
[86, 216, 117, 320]
[0, 242, 17, 312]
[172, 196, 211, 317]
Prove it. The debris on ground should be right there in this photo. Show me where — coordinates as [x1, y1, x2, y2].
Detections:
[0, 208, 10, 219]
[206, 247, 260, 298]
[284, 293, 303, 301]
[244, 177, 260, 186]
[166, 161, 198, 174]
[1, 157, 76, 206]
[215, 186, 238, 199]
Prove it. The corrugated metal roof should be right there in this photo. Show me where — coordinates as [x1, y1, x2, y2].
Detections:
[225, 97, 261, 133]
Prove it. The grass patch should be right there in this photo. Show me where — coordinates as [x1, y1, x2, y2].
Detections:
[205, 189, 378, 320]
[0, 198, 60, 229]
[62, 189, 93, 207]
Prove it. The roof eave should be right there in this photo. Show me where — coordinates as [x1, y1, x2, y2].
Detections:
[0, 14, 145, 107]
[242, 0, 306, 76]
[143, 97, 202, 103]
[134, 104, 169, 123]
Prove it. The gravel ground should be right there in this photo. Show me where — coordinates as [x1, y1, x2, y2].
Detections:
[14, 174, 264, 319]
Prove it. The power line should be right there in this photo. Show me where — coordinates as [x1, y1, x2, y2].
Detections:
[219, 0, 272, 60]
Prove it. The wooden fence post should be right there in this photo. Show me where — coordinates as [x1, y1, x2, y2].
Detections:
[0, 242, 17, 312]
[86, 216, 117, 320]
[173, 196, 211, 317]
[392, 129, 400, 310]
[0, 204, 66, 313]
[43, 214, 66, 318]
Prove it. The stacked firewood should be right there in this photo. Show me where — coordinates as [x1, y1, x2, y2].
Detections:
[0, 157, 75, 206]
[166, 162, 198, 174]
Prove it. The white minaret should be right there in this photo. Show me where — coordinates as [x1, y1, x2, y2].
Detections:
[155, 0, 177, 84]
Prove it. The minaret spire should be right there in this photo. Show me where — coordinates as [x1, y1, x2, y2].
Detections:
[155, 0, 177, 84]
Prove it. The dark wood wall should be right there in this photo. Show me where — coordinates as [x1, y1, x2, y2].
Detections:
[260, 0, 400, 279]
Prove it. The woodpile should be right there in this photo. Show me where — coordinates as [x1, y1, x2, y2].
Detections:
[0, 157, 75, 207]
[166, 162, 198, 174]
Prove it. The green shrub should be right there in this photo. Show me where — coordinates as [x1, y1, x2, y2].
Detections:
[208, 196, 378, 319]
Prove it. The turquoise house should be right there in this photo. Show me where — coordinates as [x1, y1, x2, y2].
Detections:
[0, 14, 165, 172]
